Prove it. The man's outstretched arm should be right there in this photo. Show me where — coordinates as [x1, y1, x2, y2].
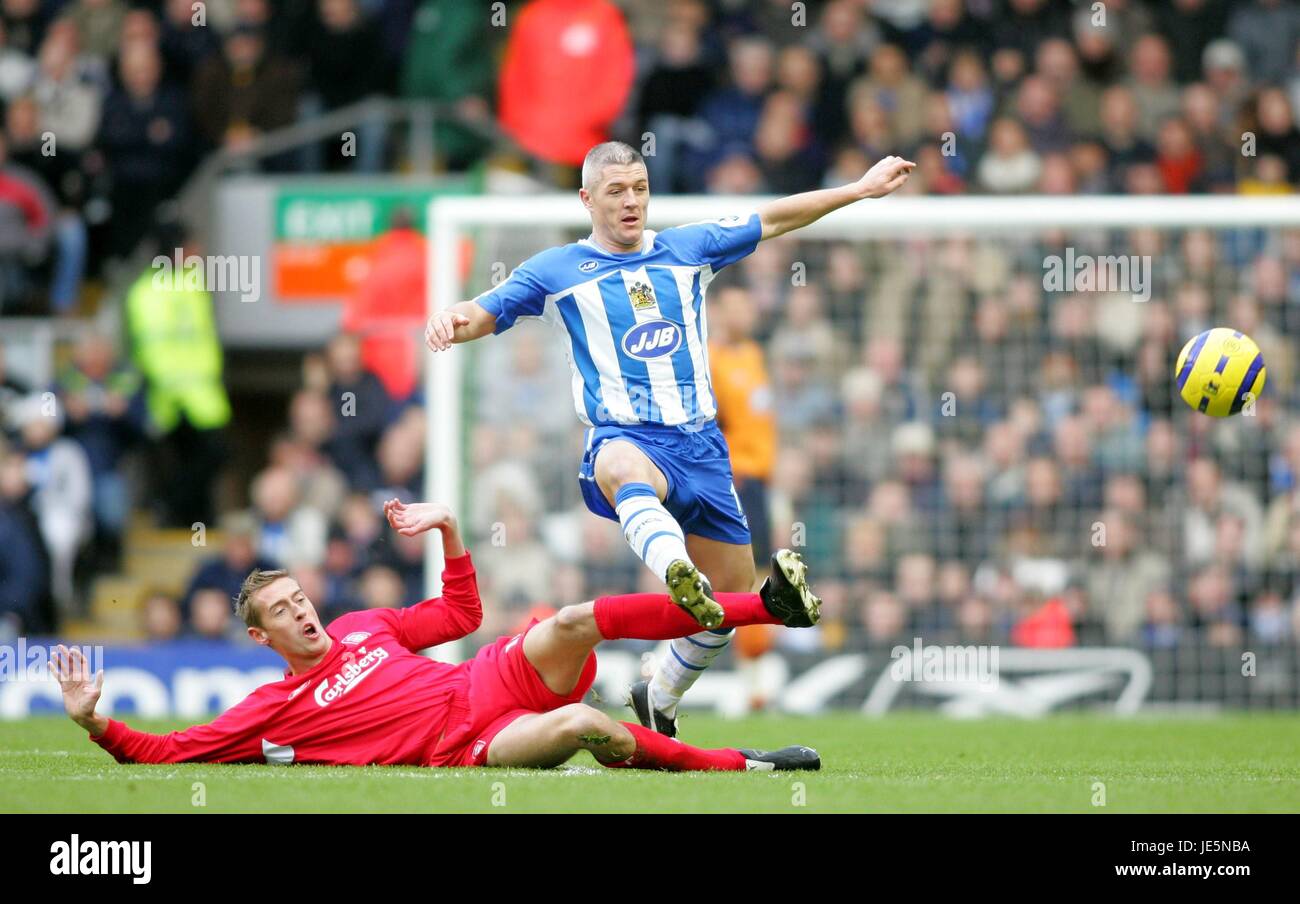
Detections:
[424, 300, 497, 351]
[381, 500, 483, 649]
[757, 155, 916, 242]
[50, 645, 266, 764]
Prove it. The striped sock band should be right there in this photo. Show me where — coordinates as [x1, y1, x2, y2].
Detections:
[614, 482, 689, 583]
[651, 628, 734, 718]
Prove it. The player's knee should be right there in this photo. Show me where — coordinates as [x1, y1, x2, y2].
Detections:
[558, 704, 633, 760]
[557, 703, 606, 738]
[553, 602, 596, 638]
[596, 449, 653, 492]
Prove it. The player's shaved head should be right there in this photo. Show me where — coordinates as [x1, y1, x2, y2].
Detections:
[582, 141, 646, 192]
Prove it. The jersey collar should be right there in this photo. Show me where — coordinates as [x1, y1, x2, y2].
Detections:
[580, 230, 657, 256]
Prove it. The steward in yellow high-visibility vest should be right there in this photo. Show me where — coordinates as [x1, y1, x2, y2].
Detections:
[124, 261, 231, 435]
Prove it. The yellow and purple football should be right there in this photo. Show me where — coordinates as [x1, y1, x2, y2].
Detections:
[1174, 327, 1266, 417]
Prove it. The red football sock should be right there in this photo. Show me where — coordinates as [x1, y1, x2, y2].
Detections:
[602, 722, 746, 772]
[592, 592, 779, 640]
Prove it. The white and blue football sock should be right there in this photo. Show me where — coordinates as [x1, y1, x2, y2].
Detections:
[615, 482, 689, 581]
[651, 628, 734, 718]
[614, 482, 732, 717]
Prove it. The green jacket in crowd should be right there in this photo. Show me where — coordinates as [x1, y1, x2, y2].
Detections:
[401, 0, 497, 169]
[124, 265, 231, 435]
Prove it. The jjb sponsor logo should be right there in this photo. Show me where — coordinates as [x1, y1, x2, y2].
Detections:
[50, 835, 151, 884]
[622, 320, 681, 360]
[314, 645, 389, 707]
[578, 260, 599, 272]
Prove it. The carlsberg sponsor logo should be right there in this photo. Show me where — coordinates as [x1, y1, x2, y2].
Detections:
[314, 646, 388, 706]
[50, 835, 151, 885]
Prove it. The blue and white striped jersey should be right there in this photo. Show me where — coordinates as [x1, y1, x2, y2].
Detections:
[474, 212, 763, 427]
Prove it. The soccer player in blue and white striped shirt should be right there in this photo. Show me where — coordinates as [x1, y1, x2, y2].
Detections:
[426, 142, 914, 735]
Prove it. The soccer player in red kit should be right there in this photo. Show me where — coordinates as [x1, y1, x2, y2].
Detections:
[51, 500, 822, 772]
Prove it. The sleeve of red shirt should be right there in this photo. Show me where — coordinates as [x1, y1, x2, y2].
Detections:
[90, 689, 271, 764]
[390, 551, 484, 651]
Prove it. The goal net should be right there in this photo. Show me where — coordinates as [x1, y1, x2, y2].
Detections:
[425, 194, 1300, 710]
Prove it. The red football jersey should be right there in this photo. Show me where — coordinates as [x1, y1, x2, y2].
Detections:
[91, 553, 483, 766]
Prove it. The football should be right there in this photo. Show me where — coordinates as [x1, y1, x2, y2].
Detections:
[1174, 327, 1267, 417]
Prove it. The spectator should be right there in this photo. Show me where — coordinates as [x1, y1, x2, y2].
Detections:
[140, 590, 182, 643]
[323, 333, 394, 491]
[190, 23, 300, 160]
[710, 285, 776, 563]
[53, 333, 142, 566]
[633, 14, 714, 193]
[0, 345, 30, 443]
[847, 44, 927, 149]
[299, 0, 387, 172]
[1156, 0, 1230, 85]
[400, 0, 495, 172]
[687, 35, 773, 189]
[30, 21, 101, 153]
[0, 17, 36, 101]
[124, 224, 230, 528]
[189, 586, 238, 641]
[6, 95, 89, 315]
[158, 0, 221, 86]
[67, 0, 128, 63]
[0, 443, 49, 633]
[1228, 0, 1300, 85]
[1155, 117, 1203, 193]
[250, 465, 327, 568]
[944, 49, 994, 145]
[12, 394, 93, 620]
[95, 40, 193, 258]
[0, 130, 53, 313]
[341, 209, 428, 403]
[1251, 87, 1300, 185]
[807, 0, 878, 154]
[977, 117, 1042, 193]
[1124, 34, 1182, 142]
[181, 510, 276, 619]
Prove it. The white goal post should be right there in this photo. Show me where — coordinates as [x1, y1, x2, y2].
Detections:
[423, 193, 1300, 600]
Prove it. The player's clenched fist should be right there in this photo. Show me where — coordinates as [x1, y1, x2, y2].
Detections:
[425, 310, 470, 352]
[855, 155, 916, 199]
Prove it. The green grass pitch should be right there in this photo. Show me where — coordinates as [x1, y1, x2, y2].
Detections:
[3, 712, 1298, 813]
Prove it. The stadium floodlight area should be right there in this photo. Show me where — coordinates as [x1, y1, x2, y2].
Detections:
[424, 194, 1300, 701]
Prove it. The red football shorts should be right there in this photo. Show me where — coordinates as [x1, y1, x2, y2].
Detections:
[426, 618, 598, 767]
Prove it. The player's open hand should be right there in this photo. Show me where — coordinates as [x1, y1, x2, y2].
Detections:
[383, 498, 457, 537]
[855, 155, 916, 199]
[49, 644, 103, 727]
[425, 310, 470, 352]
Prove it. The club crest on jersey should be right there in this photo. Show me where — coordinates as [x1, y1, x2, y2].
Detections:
[622, 320, 681, 360]
[628, 280, 657, 310]
[578, 260, 598, 273]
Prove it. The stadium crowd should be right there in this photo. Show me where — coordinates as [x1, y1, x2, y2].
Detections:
[0, 0, 1298, 655]
[1, 0, 1298, 313]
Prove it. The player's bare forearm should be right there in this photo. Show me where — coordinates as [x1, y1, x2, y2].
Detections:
[425, 300, 496, 352]
[758, 184, 863, 241]
[758, 155, 916, 241]
[78, 712, 109, 738]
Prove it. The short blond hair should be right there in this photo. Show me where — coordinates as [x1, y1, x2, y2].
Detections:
[581, 141, 645, 192]
[235, 568, 289, 628]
